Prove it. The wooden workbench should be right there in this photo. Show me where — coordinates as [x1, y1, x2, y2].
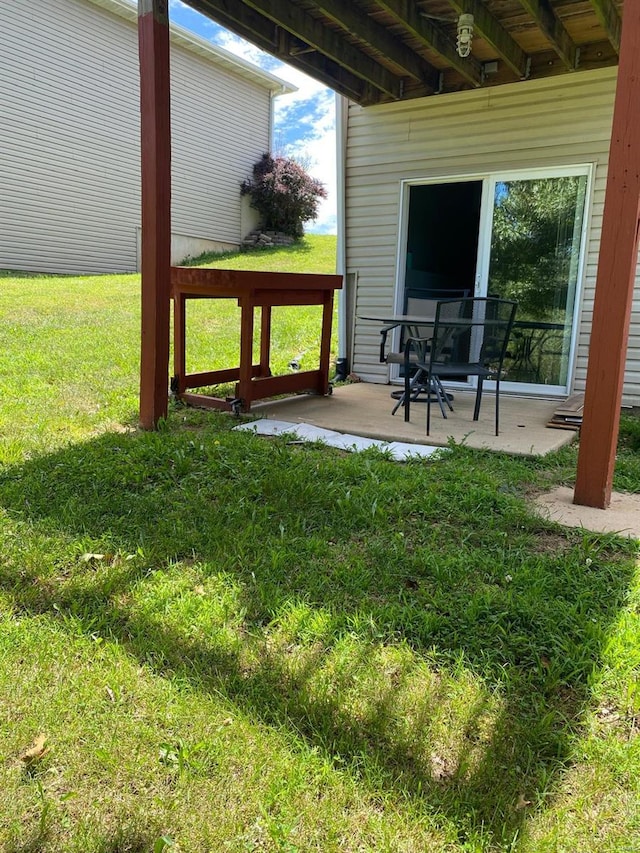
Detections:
[171, 267, 343, 413]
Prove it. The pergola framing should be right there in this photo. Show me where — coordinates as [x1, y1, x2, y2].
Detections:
[138, 0, 638, 509]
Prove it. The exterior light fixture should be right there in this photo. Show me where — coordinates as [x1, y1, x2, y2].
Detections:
[456, 13, 474, 58]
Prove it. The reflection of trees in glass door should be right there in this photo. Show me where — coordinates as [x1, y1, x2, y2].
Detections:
[486, 174, 588, 390]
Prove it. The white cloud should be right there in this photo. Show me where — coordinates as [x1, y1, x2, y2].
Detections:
[210, 32, 337, 234]
[166, 10, 338, 234]
[274, 88, 336, 234]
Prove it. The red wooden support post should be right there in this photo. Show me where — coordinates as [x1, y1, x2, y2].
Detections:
[574, 0, 640, 508]
[138, 0, 171, 429]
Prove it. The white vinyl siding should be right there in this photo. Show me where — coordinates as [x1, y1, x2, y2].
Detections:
[170, 42, 272, 244]
[345, 67, 640, 407]
[0, 0, 274, 273]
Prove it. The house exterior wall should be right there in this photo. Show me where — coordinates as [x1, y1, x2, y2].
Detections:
[344, 67, 640, 407]
[0, 0, 277, 273]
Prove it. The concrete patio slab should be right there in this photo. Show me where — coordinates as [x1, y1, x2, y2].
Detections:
[534, 487, 640, 539]
[252, 382, 576, 457]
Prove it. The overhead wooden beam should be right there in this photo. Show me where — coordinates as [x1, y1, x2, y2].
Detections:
[375, 0, 484, 87]
[446, 0, 529, 79]
[517, 0, 579, 70]
[313, 0, 440, 89]
[589, 0, 622, 54]
[189, 0, 384, 104]
[241, 0, 405, 98]
[574, 0, 640, 508]
[138, 0, 171, 429]
[275, 31, 385, 105]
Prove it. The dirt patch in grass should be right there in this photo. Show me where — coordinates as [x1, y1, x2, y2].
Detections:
[528, 530, 575, 555]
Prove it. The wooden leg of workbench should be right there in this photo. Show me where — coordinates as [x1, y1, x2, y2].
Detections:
[319, 292, 334, 394]
[173, 293, 186, 393]
[238, 300, 255, 410]
[260, 305, 272, 377]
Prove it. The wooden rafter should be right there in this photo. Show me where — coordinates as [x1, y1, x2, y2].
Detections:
[240, 0, 405, 98]
[446, 0, 529, 79]
[589, 0, 622, 54]
[375, 0, 484, 87]
[184, 0, 622, 99]
[188, 0, 385, 103]
[313, 0, 440, 88]
[517, 0, 579, 70]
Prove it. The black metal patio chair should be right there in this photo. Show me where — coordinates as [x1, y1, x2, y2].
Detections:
[403, 296, 518, 436]
[379, 287, 469, 415]
[379, 287, 470, 367]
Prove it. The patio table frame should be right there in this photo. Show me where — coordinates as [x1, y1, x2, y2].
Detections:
[171, 267, 342, 413]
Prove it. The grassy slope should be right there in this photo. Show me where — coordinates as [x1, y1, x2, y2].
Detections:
[183, 233, 338, 273]
[0, 236, 338, 460]
[0, 239, 639, 853]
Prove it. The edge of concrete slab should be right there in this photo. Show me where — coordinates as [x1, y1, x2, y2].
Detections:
[253, 384, 576, 457]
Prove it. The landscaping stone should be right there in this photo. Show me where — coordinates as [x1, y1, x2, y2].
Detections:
[242, 228, 297, 248]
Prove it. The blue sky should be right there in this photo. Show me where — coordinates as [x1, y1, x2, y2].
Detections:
[168, 0, 337, 234]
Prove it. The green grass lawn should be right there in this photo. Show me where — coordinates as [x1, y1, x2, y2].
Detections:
[183, 233, 338, 273]
[0, 240, 639, 852]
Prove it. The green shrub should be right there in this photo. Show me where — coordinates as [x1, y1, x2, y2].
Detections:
[241, 153, 327, 238]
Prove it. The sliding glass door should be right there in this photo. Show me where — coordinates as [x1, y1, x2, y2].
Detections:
[399, 166, 590, 395]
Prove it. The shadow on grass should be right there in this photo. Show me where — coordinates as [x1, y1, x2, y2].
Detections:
[0, 420, 636, 848]
[7, 829, 161, 853]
